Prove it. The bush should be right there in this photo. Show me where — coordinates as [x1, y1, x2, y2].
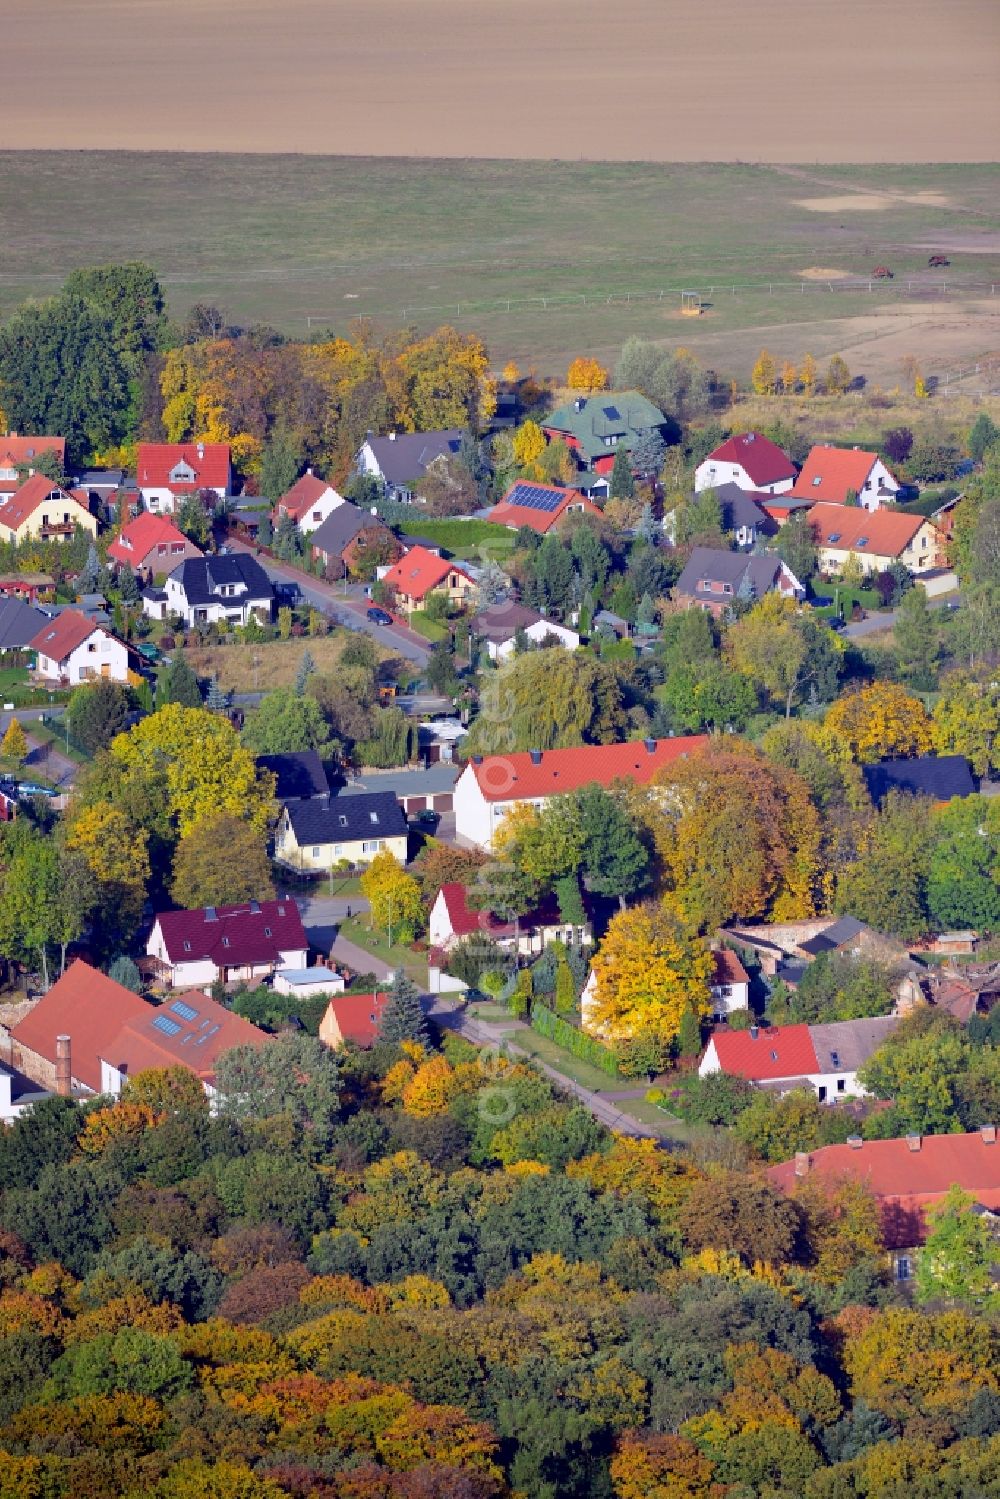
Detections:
[530, 1004, 620, 1077]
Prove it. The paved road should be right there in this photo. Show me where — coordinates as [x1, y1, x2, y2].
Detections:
[427, 995, 662, 1140]
[328, 934, 395, 982]
[228, 539, 431, 665]
[292, 892, 370, 957]
[842, 590, 960, 639]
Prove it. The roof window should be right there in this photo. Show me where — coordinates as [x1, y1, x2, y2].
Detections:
[828, 532, 841, 544]
[182, 940, 191, 952]
[770, 1050, 779, 1061]
[369, 811, 379, 823]
[264, 927, 272, 937]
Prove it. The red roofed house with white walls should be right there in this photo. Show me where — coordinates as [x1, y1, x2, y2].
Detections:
[694, 432, 796, 496]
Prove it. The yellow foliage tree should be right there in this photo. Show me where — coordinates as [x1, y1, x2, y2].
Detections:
[589, 903, 712, 1045]
[566, 357, 609, 394]
[359, 850, 424, 942]
[826, 354, 851, 394]
[1, 718, 28, 764]
[800, 353, 818, 395]
[512, 419, 547, 471]
[502, 360, 520, 384]
[611, 1430, 718, 1499]
[780, 361, 798, 394]
[932, 676, 1000, 776]
[751, 349, 777, 396]
[823, 682, 934, 764]
[64, 802, 150, 927]
[77, 1102, 159, 1156]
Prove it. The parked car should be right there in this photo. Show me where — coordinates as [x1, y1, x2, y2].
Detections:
[366, 607, 393, 625]
[410, 808, 440, 829]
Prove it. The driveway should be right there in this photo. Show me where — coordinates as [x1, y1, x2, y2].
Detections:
[293, 891, 369, 957]
[228, 539, 431, 665]
[842, 589, 961, 639]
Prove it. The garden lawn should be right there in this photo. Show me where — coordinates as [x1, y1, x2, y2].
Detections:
[183, 631, 393, 693]
[337, 914, 428, 986]
[512, 1027, 626, 1094]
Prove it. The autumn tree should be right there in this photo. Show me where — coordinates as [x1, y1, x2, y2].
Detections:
[826, 354, 851, 394]
[726, 593, 842, 717]
[678, 1170, 801, 1265]
[823, 681, 934, 764]
[588, 902, 712, 1045]
[170, 814, 275, 909]
[0, 718, 28, 764]
[800, 353, 818, 395]
[932, 675, 1000, 776]
[611, 1430, 717, 1499]
[916, 1185, 1000, 1309]
[511, 419, 546, 471]
[751, 350, 778, 396]
[466, 650, 626, 754]
[566, 357, 609, 393]
[360, 850, 424, 943]
[643, 743, 822, 929]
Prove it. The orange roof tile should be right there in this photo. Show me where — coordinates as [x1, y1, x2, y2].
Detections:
[11, 960, 148, 1092]
[277, 472, 336, 521]
[29, 608, 100, 661]
[382, 545, 470, 601]
[0, 435, 65, 492]
[708, 1023, 819, 1081]
[136, 443, 231, 493]
[792, 445, 890, 502]
[466, 735, 708, 802]
[0, 473, 89, 531]
[322, 991, 388, 1048]
[808, 501, 930, 558]
[487, 480, 601, 535]
[108, 512, 197, 567]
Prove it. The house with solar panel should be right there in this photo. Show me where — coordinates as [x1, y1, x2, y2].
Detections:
[541, 391, 669, 477]
[487, 480, 601, 535]
[147, 899, 310, 989]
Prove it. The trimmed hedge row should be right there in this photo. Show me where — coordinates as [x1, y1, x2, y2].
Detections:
[530, 1002, 621, 1077]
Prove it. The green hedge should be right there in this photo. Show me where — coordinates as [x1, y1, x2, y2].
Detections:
[530, 1003, 621, 1077]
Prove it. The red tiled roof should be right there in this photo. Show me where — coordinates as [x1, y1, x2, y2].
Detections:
[768, 1131, 1000, 1247]
[702, 432, 796, 488]
[487, 481, 600, 535]
[437, 882, 583, 940]
[808, 501, 930, 558]
[707, 1023, 819, 1081]
[322, 991, 388, 1048]
[792, 445, 885, 502]
[382, 545, 470, 602]
[155, 900, 309, 967]
[277, 472, 335, 521]
[109, 990, 270, 1083]
[108, 512, 197, 567]
[11, 960, 148, 1092]
[0, 473, 90, 531]
[136, 443, 231, 494]
[465, 735, 709, 803]
[29, 608, 99, 662]
[712, 949, 749, 986]
[0, 435, 65, 492]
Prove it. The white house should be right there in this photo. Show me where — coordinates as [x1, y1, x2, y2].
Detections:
[791, 446, 900, 511]
[357, 429, 463, 504]
[143, 554, 273, 627]
[429, 882, 592, 959]
[708, 948, 751, 1020]
[454, 736, 709, 851]
[29, 608, 135, 685]
[471, 601, 580, 661]
[274, 791, 409, 873]
[274, 472, 346, 535]
[698, 1016, 899, 1104]
[147, 899, 310, 989]
[135, 442, 231, 514]
[695, 433, 796, 496]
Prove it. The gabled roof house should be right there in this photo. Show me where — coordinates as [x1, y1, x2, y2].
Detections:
[319, 991, 390, 1050]
[380, 545, 475, 616]
[29, 608, 139, 685]
[673, 546, 804, 615]
[275, 791, 408, 872]
[0, 435, 65, 498]
[108, 512, 203, 578]
[809, 502, 940, 575]
[274, 471, 346, 534]
[792, 445, 900, 510]
[862, 754, 976, 808]
[144, 554, 274, 627]
[136, 442, 232, 514]
[542, 391, 668, 475]
[0, 474, 97, 545]
[695, 432, 796, 496]
[454, 735, 708, 850]
[356, 429, 463, 504]
[147, 899, 310, 989]
[429, 882, 593, 959]
[699, 1015, 900, 1102]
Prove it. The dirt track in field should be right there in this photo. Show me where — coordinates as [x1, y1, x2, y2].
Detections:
[2, 0, 997, 163]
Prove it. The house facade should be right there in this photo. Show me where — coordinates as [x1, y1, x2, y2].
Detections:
[708, 948, 751, 1020]
[147, 899, 310, 989]
[695, 432, 796, 495]
[309, 503, 401, 577]
[808, 502, 940, 576]
[470, 601, 580, 660]
[319, 991, 389, 1049]
[673, 546, 804, 615]
[380, 545, 475, 616]
[107, 512, 203, 580]
[699, 1015, 900, 1103]
[487, 480, 602, 534]
[0, 474, 97, 545]
[29, 609, 136, 685]
[274, 471, 346, 534]
[136, 442, 232, 514]
[274, 791, 409, 871]
[454, 735, 709, 850]
[144, 554, 274, 626]
[792, 445, 900, 510]
[356, 430, 463, 503]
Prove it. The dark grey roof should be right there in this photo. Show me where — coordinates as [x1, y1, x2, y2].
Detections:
[0, 597, 47, 650]
[285, 790, 407, 844]
[310, 503, 377, 557]
[810, 1016, 900, 1072]
[862, 755, 976, 809]
[257, 750, 330, 801]
[800, 916, 868, 956]
[169, 553, 273, 607]
[709, 481, 772, 532]
[363, 430, 462, 487]
[674, 545, 788, 602]
[470, 601, 544, 641]
[79, 469, 124, 489]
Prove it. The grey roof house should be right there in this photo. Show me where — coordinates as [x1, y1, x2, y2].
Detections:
[862, 754, 977, 809]
[274, 790, 409, 871]
[673, 545, 805, 615]
[257, 750, 331, 802]
[0, 597, 47, 652]
[356, 429, 463, 503]
[309, 503, 399, 574]
[143, 554, 273, 627]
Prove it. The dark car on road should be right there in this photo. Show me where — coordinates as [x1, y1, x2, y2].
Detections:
[366, 606, 393, 625]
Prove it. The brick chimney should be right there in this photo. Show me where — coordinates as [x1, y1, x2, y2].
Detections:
[981, 1124, 996, 1145]
[847, 1135, 863, 1150]
[55, 1034, 72, 1097]
[906, 1133, 922, 1152]
[794, 1151, 810, 1177]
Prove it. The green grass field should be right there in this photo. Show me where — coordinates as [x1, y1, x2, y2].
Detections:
[3, 154, 999, 377]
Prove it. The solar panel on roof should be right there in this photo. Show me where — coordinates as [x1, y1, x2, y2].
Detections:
[153, 1014, 182, 1037]
[170, 999, 199, 1022]
[512, 483, 565, 513]
[603, 405, 621, 420]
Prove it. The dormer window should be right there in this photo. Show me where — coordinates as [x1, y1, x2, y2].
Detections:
[828, 532, 841, 543]
[812, 476, 822, 487]
[856, 536, 869, 547]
